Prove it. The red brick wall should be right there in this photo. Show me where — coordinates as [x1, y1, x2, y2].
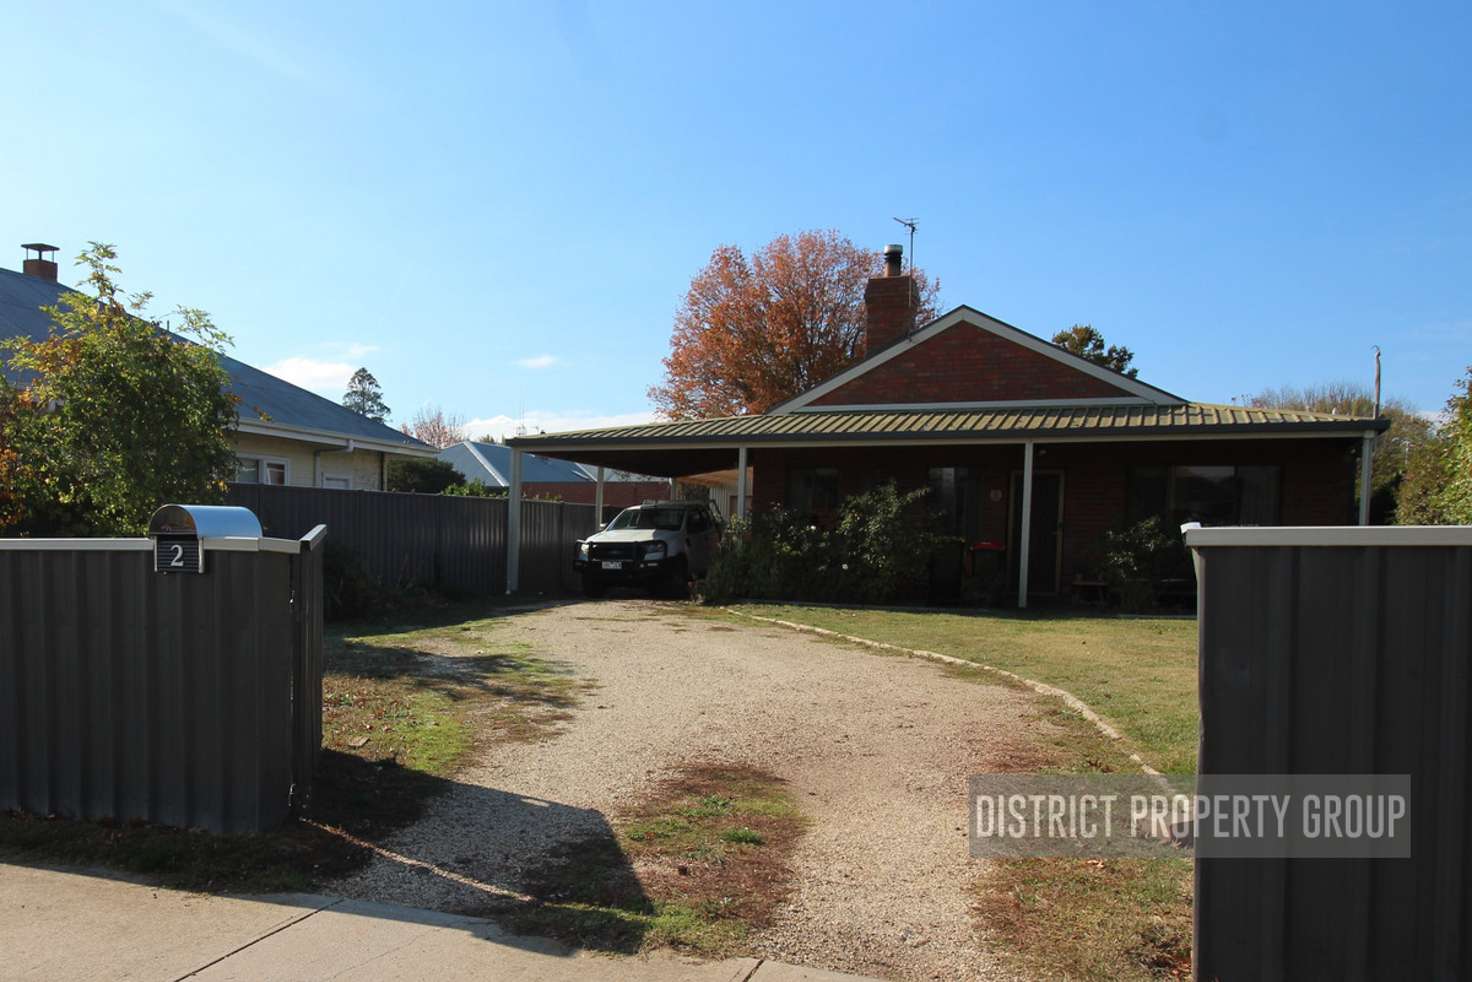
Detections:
[749, 437, 1357, 591]
[525, 481, 671, 506]
[812, 321, 1135, 405]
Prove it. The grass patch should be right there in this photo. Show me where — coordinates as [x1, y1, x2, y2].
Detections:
[727, 603, 1199, 773]
[953, 653, 1195, 981]
[0, 601, 588, 893]
[502, 764, 805, 956]
[974, 857, 1192, 980]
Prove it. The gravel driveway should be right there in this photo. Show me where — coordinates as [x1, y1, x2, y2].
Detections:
[334, 600, 1041, 981]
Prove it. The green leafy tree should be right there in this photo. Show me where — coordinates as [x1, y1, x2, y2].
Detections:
[1437, 369, 1472, 522]
[0, 243, 238, 535]
[1051, 324, 1138, 378]
[385, 456, 462, 494]
[1250, 382, 1436, 523]
[1397, 367, 1472, 524]
[342, 367, 390, 421]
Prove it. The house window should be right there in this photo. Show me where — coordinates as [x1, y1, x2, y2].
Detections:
[1129, 465, 1281, 527]
[322, 474, 351, 490]
[786, 467, 840, 521]
[928, 466, 982, 542]
[235, 456, 289, 485]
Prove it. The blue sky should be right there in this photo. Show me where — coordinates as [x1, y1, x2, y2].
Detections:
[2, 1, 1468, 433]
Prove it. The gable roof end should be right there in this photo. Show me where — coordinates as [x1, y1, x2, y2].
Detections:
[769, 305, 1185, 414]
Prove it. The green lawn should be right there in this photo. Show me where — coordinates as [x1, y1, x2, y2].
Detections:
[728, 604, 1200, 774]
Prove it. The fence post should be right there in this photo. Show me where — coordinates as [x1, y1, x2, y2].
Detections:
[507, 449, 523, 593]
[290, 524, 327, 815]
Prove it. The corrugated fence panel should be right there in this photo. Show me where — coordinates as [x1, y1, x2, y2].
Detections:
[291, 535, 325, 810]
[226, 485, 594, 598]
[0, 542, 322, 833]
[1194, 543, 1472, 980]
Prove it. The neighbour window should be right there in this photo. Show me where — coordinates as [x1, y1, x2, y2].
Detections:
[262, 461, 288, 486]
[1128, 465, 1281, 527]
[235, 457, 261, 484]
[786, 467, 840, 521]
[322, 475, 351, 490]
[927, 466, 982, 542]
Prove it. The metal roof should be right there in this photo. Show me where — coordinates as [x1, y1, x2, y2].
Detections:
[0, 267, 432, 454]
[439, 440, 664, 485]
[509, 402, 1387, 450]
[439, 440, 592, 485]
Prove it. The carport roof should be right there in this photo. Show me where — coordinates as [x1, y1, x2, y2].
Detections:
[510, 402, 1385, 453]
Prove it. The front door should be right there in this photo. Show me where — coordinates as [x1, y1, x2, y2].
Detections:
[1009, 471, 1063, 595]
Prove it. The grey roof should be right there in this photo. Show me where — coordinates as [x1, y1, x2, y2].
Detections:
[0, 266, 431, 453]
[438, 440, 660, 486]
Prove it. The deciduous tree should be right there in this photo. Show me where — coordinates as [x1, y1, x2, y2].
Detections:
[401, 405, 467, 448]
[1051, 324, 1138, 378]
[649, 230, 939, 420]
[0, 243, 238, 535]
[342, 367, 390, 421]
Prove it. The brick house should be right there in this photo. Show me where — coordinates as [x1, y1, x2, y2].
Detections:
[507, 244, 1386, 604]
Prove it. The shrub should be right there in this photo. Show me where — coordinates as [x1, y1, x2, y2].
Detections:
[701, 481, 954, 605]
[320, 541, 442, 621]
[1099, 517, 1171, 612]
[444, 479, 505, 498]
[386, 457, 462, 494]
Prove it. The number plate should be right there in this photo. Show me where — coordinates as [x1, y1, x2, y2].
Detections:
[600, 561, 623, 570]
[155, 535, 203, 574]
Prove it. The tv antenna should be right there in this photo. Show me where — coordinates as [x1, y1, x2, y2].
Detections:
[892, 217, 918, 273]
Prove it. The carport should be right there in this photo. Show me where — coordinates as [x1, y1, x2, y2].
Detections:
[503, 403, 1381, 606]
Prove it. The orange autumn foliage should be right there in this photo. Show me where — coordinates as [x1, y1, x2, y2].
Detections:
[649, 230, 939, 420]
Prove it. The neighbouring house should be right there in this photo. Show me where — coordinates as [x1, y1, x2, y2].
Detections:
[507, 243, 1388, 605]
[1, 244, 436, 490]
[437, 439, 671, 508]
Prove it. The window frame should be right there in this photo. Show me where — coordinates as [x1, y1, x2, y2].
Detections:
[236, 455, 291, 486]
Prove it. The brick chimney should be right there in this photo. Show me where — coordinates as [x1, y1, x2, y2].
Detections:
[863, 243, 916, 352]
[21, 243, 58, 283]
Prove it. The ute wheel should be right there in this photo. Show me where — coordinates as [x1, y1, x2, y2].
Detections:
[582, 574, 607, 598]
[653, 557, 690, 599]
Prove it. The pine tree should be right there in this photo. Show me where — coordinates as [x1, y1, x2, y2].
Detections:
[342, 367, 390, 422]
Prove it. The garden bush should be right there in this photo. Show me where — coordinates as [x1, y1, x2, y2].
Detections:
[701, 481, 955, 605]
[1098, 516, 1172, 612]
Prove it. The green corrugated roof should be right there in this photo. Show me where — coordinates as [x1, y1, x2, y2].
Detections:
[509, 403, 1386, 449]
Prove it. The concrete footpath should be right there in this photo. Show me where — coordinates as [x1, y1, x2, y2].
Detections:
[0, 864, 876, 982]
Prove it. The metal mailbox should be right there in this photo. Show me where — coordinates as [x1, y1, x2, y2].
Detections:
[148, 503, 263, 574]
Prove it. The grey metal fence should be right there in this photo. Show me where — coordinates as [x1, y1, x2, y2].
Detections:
[519, 499, 600, 595]
[0, 527, 327, 833]
[1186, 525, 1472, 980]
[227, 484, 507, 596]
[226, 484, 600, 597]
